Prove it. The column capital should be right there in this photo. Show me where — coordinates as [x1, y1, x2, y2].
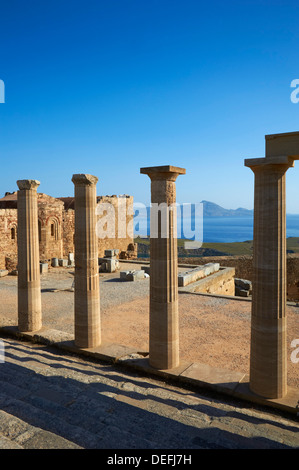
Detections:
[72, 174, 98, 186]
[140, 165, 186, 181]
[244, 156, 295, 171]
[17, 179, 40, 191]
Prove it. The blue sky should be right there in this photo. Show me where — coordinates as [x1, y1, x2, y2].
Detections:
[0, 0, 299, 212]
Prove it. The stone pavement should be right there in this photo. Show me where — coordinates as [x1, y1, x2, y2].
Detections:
[0, 336, 298, 450]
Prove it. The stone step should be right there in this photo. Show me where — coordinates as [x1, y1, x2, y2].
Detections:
[0, 336, 298, 449]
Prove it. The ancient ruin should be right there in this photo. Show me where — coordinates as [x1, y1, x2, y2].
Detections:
[17, 179, 42, 332]
[0, 191, 137, 273]
[245, 131, 299, 399]
[140, 165, 186, 370]
[0, 132, 298, 415]
[72, 174, 101, 349]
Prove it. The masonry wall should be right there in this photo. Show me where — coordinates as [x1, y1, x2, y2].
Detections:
[62, 195, 135, 258]
[0, 193, 136, 271]
[38, 194, 64, 260]
[179, 254, 299, 301]
[96, 195, 134, 257]
[0, 208, 18, 270]
[62, 209, 75, 257]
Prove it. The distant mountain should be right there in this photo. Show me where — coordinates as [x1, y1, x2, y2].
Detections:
[201, 200, 253, 217]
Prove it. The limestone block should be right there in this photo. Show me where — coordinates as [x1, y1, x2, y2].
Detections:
[178, 263, 220, 287]
[141, 266, 150, 275]
[120, 270, 145, 281]
[120, 271, 130, 280]
[235, 286, 249, 297]
[235, 278, 252, 291]
[104, 249, 117, 258]
[40, 263, 48, 274]
[106, 258, 119, 273]
[59, 259, 68, 267]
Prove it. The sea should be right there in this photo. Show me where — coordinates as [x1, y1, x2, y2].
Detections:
[134, 214, 299, 243]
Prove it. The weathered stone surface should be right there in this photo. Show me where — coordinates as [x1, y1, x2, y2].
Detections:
[245, 134, 297, 399]
[120, 270, 145, 281]
[235, 287, 249, 297]
[178, 263, 220, 287]
[141, 165, 185, 370]
[72, 173, 101, 349]
[0, 270, 8, 278]
[40, 263, 48, 274]
[17, 179, 42, 332]
[0, 336, 298, 449]
[0, 191, 136, 271]
[58, 259, 68, 267]
[235, 278, 252, 291]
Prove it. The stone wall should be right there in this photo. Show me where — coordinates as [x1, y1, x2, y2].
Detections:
[179, 254, 299, 301]
[38, 194, 64, 260]
[0, 193, 136, 271]
[0, 208, 18, 270]
[62, 209, 75, 257]
[179, 266, 236, 296]
[96, 195, 135, 258]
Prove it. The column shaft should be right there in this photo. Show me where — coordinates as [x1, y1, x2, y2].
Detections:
[141, 166, 185, 370]
[250, 163, 289, 398]
[72, 174, 101, 348]
[17, 180, 42, 332]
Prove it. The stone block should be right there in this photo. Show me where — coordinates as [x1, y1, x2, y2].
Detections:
[58, 259, 68, 267]
[106, 258, 119, 273]
[120, 271, 130, 280]
[51, 258, 59, 267]
[126, 270, 145, 281]
[40, 263, 48, 274]
[104, 249, 117, 258]
[0, 270, 8, 278]
[141, 265, 150, 275]
[235, 286, 250, 297]
[235, 278, 252, 291]
[120, 270, 145, 281]
[178, 263, 220, 287]
[99, 262, 107, 272]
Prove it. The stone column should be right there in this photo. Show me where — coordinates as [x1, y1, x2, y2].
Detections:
[245, 156, 294, 398]
[72, 174, 101, 348]
[140, 165, 186, 369]
[17, 179, 42, 332]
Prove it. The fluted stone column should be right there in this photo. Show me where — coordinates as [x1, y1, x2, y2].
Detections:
[140, 165, 186, 369]
[17, 179, 42, 332]
[245, 156, 294, 398]
[72, 174, 101, 348]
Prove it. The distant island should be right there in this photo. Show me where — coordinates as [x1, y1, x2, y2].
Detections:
[201, 200, 253, 217]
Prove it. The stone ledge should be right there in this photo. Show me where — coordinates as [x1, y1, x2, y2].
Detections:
[0, 324, 298, 417]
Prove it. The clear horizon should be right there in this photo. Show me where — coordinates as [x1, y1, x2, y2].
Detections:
[1, 1, 299, 213]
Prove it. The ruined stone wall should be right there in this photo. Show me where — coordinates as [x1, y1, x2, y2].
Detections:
[0, 208, 18, 270]
[62, 209, 75, 257]
[62, 195, 135, 258]
[179, 254, 299, 301]
[38, 194, 64, 260]
[96, 195, 135, 257]
[0, 193, 136, 270]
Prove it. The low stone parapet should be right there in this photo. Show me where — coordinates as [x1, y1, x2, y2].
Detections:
[178, 263, 220, 287]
